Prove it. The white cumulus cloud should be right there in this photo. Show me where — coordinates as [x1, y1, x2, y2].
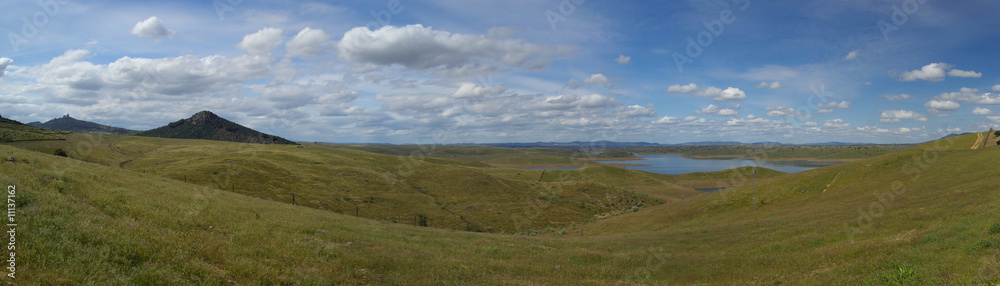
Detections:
[584, 73, 609, 85]
[755, 81, 784, 90]
[880, 110, 927, 123]
[286, 27, 330, 59]
[947, 69, 982, 78]
[695, 104, 738, 116]
[615, 54, 631, 64]
[765, 106, 810, 118]
[725, 114, 784, 126]
[336, 24, 570, 75]
[857, 126, 891, 134]
[819, 101, 850, 109]
[619, 104, 655, 117]
[844, 50, 860, 60]
[936, 87, 1000, 105]
[666, 83, 698, 93]
[237, 28, 284, 56]
[566, 73, 611, 89]
[451, 83, 506, 98]
[898, 62, 981, 82]
[653, 116, 678, 124]
[924, 100, 960, 112]
[885, 93, 910, 101]
[823, 119, 851, 129]
[23, 49, 270, 102]
[694, 86, 746, 101]
[972, 107, 993, 115]
[131, 16, 175, 39]
[0, 57, 12, 78]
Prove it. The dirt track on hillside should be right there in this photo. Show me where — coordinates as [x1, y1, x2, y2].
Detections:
[972, 132, 984, 149]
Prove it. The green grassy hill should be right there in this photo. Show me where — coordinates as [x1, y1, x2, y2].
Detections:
[136, 111, 297, 145]
[4, 134, 676, 233]
[572, 133, 1000, 284]
[330, 144, 609, 167]
[0, 117, 69, 142]
[27, 115, 135, 134]
[4, 131, 999, 284]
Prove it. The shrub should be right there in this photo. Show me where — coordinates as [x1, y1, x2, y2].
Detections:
[465, 222, 484, 232]
[989, 221, 1000, 234]
[53, 148, 68, 157]
[971, 238, 999, 252]
[994, 130, 1000, 137]
[866, 261, 917, 285]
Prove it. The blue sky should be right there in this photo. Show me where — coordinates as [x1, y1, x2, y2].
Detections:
[2, 0, 1000, 144]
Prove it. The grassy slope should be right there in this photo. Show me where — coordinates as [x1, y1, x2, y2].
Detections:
[667, 166, 787, 189]
[576, 133, 1000, 284]
[3, 144, 673, 284]
[330, 144, 605, 167]
[0, 118, 69, 142]
[5, 134, 673, 233]
[7, 133, 999, 284]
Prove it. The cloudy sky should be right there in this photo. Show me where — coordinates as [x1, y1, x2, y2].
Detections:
[2, 0, 1000, 144]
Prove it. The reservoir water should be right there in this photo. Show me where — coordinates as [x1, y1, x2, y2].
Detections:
[524, 155, 840, 174]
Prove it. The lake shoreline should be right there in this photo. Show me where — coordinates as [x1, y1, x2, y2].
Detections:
[501, 154, 844, 172]
[590, 154, 842, 175]
[635, 153, 859, 163]
[578, 157, 644, 161]
[494, 162, 649, 169]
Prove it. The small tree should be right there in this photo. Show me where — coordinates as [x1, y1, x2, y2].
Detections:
[53, 148, 68, 157]
[994, 130, 1000, 138]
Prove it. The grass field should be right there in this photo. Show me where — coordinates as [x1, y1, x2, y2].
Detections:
[330, 144, 637, 167]
[4, 134, 688, 233]
[3, 131, 999, 284]
[0, 118, 69, 142]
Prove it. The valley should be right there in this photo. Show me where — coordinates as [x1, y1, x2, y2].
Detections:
[2, 116, 999, 283]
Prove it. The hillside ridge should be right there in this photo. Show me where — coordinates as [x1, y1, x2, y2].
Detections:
[28, 114, 134, 134]
[135, 111, 297, 145]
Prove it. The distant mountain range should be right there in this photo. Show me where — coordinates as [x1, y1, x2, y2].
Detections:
[28, 115, 135, 134]
[135, 111, 297, 145]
